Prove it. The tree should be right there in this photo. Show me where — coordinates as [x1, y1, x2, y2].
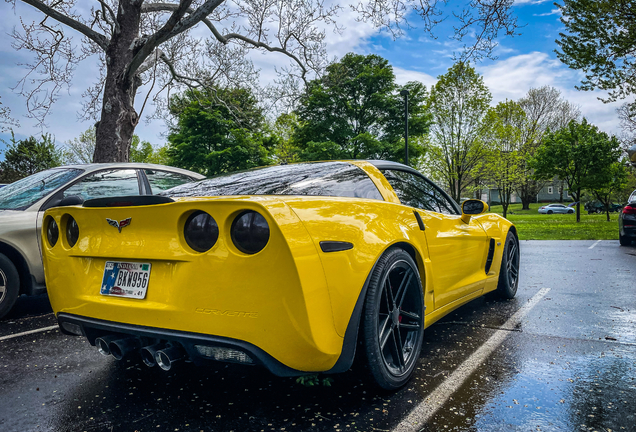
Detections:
[425, 61, 491, 202]
[130, 135, 169, 164]
[7, 1, 518, 163]
[271, 113, 301, 165]
[62, 126, 96, 164]
[294, 53, 430, 164]
[0, 95, 18, 132]
[479, 100, 526, 218]
[589, 161, 628, 221]
[556, 0, 636, 108]
[0, 133, 62, 182]
[167, 87, 273, 176]
[516, 86, 581, 210]
[532, 119, 622, 222]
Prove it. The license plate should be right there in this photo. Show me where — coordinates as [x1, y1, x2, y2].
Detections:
[101, 261, 151, 299]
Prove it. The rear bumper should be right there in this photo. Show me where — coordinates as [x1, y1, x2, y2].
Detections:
[57, 313, 303, 376]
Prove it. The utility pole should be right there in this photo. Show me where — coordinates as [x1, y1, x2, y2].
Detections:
[400, 89, 409, 166]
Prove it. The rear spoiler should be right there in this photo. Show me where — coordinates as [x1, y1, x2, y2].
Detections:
[83, 196, 175, 208]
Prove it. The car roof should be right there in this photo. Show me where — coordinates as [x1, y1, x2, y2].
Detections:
[56, 163, 205, 179]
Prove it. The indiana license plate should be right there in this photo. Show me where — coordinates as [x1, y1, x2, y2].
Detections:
[101, 261, 151, 299]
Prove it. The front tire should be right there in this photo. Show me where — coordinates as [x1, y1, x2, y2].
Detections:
[496, 232, 520, 299]
[0, 253, 20, 319]
[568, 209, 574, 214]
[361, 248, 424, 390]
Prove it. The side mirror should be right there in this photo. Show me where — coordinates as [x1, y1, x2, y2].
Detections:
[461, 199, 489, 223]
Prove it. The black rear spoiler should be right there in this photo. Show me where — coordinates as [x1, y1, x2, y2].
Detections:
[83, 195, 175, 208]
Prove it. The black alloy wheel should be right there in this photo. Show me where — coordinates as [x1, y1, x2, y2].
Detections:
[496, 232, 520, 299]
[362, 248, 424, 390]
[0, 253, 20, 319]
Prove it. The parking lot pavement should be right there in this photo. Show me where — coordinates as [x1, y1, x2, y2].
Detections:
[0, 241, 634, 432]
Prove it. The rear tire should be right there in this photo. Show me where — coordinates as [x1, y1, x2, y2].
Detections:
[0, 253, 20, 319]
[619, 233, 631, 246]
[547, 210, 553, 214]
[496, 232, 520, 299]
[361, 248, 424, 390]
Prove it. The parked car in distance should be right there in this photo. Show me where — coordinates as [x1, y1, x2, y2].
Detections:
[42, 160, 519, 390]
[585, 201, 623, 214]
[619, 190, 636, 246]
[0, 163, 205, 319]
[538, 204, 574, 214]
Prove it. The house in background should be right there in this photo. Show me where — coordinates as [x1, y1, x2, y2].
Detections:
[482, 179, 572, 206]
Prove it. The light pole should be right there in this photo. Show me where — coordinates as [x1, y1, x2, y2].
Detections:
[400, 89, 409, 166]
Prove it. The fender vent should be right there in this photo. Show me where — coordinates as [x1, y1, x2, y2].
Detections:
[485, 238, 496, 274]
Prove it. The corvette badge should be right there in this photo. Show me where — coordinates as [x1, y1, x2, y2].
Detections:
[107, 217, 132, 233]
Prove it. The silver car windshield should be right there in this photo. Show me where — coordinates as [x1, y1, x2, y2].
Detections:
[0, 168, 84, 210]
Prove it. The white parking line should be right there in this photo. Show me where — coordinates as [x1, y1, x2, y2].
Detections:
[0, 325, 59, 342]
[588, 240, 602, 249]
[393, 288, 551, 432]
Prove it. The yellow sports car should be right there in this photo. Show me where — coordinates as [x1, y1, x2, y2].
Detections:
[42, 160, 519, 390]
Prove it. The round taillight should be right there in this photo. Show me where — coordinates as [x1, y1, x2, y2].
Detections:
[66, 216, 79, 247]
[184, 211, 219, 252]
[231, 211, 270, 254]
[46, 217, 59, 247]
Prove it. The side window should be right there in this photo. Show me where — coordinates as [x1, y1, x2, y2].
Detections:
[63, 169, 140, 201]
[381, 169, 458, 215]
[145, 170, 196, 193]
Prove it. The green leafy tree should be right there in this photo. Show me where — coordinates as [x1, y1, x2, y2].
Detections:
[271, 113, 301, 164]
[557, 0, 636, 108]
[63, 127, 96, 164]
[0, 133, 62, 182]
[589, 161, 628, 221]
[479, 101, 526, 218]
[129, 136, 169, 165]
[532, 119, 622, 222]
[516, 86, 581, 210]
[295, 53, 430, 164]
[167, 87, 273, 176]
[425, 62, 491, 202]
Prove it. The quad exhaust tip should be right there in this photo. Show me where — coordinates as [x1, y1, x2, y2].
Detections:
[109, 337, 141, 360]
[95, 335, 120, 356]
[141, 343, 165, 367]
[155, 345, 186, 371]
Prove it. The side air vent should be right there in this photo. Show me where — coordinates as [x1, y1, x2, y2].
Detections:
[83, 196, 175, 208]
[485, 238, 496, 274]
[320, 241, 354, 253]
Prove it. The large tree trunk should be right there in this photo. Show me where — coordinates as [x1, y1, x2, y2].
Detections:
[93, 2, 142, 163]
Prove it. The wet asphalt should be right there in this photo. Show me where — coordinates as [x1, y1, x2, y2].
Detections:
[0, 240, 634, 432]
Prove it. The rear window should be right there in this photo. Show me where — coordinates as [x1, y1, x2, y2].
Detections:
[161, 162, 383, 200]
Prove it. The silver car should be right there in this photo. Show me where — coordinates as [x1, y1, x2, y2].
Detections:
[0, 163, 205, 318]
[538, 204, 575, 214]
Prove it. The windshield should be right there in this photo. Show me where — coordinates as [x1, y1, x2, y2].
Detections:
[161, 162, 383, 200]
[0, 168, 84, 210]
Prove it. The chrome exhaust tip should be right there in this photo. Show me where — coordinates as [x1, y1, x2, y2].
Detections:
[108, 337, 141, 360]
[141, 343, 165, 367]
[95, 335, 120, 356]
[155, 345, 186, 371]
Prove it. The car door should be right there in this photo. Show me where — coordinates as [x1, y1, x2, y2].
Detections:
[36, 169, 144, 259]
[380, 169, 490, 310]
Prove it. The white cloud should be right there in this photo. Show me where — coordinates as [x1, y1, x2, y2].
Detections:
[477, 52, 625, 135]
[393, 67, 437, 89]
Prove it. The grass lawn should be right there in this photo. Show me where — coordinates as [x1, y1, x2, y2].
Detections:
[487, 203, 620, 240]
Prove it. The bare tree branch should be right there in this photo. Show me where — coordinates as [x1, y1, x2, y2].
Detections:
[20, 0, 109, 50]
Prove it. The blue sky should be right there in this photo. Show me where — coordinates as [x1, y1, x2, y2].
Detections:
[0, 1, 629, 159]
